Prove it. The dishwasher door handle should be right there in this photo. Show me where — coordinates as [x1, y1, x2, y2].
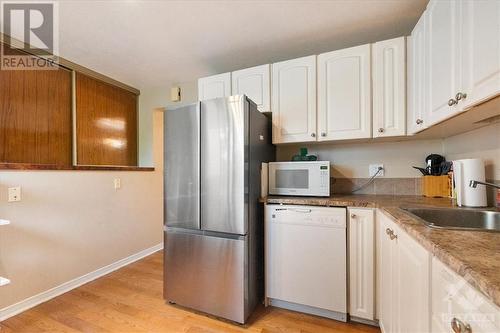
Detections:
[287, 208, 312, 213]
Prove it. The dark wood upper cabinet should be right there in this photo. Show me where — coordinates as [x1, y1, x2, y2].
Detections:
[0, 52, 72, 165]
[76, 73, 138, 166]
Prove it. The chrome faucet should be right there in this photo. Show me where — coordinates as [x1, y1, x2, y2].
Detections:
[469, 180, 500, 190]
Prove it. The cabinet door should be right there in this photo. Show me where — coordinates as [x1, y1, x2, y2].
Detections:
[426, 0, 461, 125]
[271, 55, 317, 144]
[461, 0, 500, 108]
[348, 208, 375, 320]
[377, 211, 395, 333]
[232, 64, 270, 112]
[431, 257, 500, 333]
[198, 72, 231, 101]
[318, 44, 371, 141]
[407, 13, 427, 135]
[373, 37, 406, 138]
[396, 227, 431, 333]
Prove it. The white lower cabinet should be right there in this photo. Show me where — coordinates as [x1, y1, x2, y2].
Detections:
[377, 210, 430, 333]
[348, 208, 375, 320]
[376, 210, 500, 333]
[431, 257, 500, 333]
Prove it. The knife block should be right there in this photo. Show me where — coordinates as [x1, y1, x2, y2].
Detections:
[422, 175, 452, 197]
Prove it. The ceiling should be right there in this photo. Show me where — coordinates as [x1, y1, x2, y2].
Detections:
[55, 0, 428, 90]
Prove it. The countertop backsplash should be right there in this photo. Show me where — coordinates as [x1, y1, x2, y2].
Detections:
[331, 177, 422, 196]
[331, 177, 499, 206]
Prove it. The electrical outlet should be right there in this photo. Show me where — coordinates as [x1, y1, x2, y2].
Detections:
[114, 178, 121, 190]
[369, 164, 385, 177]
[8, 186, 21, 202]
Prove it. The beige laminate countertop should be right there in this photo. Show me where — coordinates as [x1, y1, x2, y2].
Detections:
[262, 194, 500, 309]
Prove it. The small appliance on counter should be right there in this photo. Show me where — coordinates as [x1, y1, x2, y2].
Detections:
[268, 161, 330, 197]
[414, 154, 453, 198]
[453, 158, 487, 207]
[291, 147, 318, 161]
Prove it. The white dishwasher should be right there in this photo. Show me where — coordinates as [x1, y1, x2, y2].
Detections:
[265, 204, 347, 322]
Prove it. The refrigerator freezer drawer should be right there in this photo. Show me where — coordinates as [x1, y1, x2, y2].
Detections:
[164, 230, 248, 323]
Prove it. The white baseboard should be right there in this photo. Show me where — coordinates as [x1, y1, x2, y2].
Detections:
[0, 243, 163, 322]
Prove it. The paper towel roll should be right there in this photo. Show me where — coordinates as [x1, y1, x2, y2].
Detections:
[453, 158, 487, 207]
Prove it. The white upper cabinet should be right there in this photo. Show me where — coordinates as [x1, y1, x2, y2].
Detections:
[426, 0, 461, 125]
[232, 64, 271, 112]
[198, 72, 231, 101]
[461, 0, 500, 109]
[272, 55, 317, 144]
[373, 37, 407, 138]
[318, 44, 372, 141]
[407, 12, 428, 135]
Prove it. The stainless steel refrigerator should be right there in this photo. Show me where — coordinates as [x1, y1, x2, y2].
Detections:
[163, 95, 275, 324]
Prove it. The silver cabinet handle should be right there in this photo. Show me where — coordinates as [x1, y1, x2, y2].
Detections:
[311, 133, 316, 138]
[416, 119, 423, 125]
[456, 92, 467, 101]
[378, 128, 385, 133]
[321, 132, 326, 137]
[448, 98, 457, 106]
[350, 213, 356, 218]
[451, 318, 471, 333]
[386, 228, 397, 240]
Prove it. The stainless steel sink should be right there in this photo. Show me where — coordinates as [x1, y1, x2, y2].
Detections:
[401, 207, 500, 232]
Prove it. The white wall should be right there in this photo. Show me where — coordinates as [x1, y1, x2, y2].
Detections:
[0, 111, 164, 310]
[139, 81, 198, 166]
[277, 122, 500, 180]
[443, 122, 500, 180]
[277, 139, 444, 178]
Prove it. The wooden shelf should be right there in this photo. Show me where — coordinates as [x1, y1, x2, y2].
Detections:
[0, 163, 154, 172]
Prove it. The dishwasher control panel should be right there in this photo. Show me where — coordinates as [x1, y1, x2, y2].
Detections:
[268, 205, 346, 228]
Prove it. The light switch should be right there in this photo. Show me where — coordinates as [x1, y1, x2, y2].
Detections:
[8, 186, 21, 202]
[114, 178, 121, 190]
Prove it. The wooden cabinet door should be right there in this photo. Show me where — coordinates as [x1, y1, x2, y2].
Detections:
[377, 211, 395, 333]
[461, 0, 500, 108]
[271, 55, 317, 144]
[407, 13, 428, 135]
[426, 0, 461, 125]
[318, 44, 371, 141]
[232, 64, 270, 112]
[395, 227, 431, 333]
[348, 208, 375, 320]
[198, 72, 231, 101]
[373, 37, 406, 138]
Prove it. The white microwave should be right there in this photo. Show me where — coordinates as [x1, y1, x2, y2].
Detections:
[268, 161, 330, 197]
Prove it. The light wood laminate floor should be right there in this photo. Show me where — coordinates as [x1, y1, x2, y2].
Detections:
[0, 252, 380, 333]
